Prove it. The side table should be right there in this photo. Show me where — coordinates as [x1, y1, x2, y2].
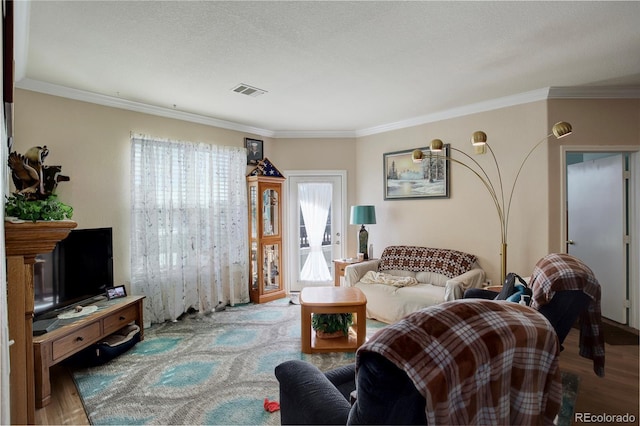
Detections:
[299, 286, 367, 354]
[332, 258, 361, 286]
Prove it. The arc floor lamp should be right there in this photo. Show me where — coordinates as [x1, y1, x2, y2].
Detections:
[412, 121, 572, 283]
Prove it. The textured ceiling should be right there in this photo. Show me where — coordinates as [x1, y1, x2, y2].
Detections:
[16, 1, 640, 136]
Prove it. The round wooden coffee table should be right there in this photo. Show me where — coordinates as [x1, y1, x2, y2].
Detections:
[299, 286, 367, 354]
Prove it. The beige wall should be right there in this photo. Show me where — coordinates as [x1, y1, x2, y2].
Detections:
[354, 99, 640, 282]
[13, 90, 640, 290]
[355, 102, 550, 282]
[13, 90, 360, 291]
[269, 137, 358, 255]
[13, 89, 274, 290]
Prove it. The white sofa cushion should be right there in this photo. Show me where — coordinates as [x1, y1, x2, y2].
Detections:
[354, 282, 445, 324]
[344, 246, 486, 324]
[415, 271, 448, 287]
[360, 271, 419, 287]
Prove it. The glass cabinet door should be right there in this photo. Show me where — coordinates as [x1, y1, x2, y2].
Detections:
[250, 241, 258, 291]
[262, 243, 280, 292]
[250, 186, 257, 239]
[262, 188, 279, 236]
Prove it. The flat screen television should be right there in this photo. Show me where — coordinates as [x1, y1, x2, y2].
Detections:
[34, 227, 114, 320]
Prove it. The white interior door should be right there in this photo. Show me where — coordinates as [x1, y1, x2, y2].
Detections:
[567, 154, 628, 323]
[286, 172, 345, 292]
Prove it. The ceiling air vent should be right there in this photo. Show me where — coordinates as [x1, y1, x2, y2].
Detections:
[231, 83, 267, 97]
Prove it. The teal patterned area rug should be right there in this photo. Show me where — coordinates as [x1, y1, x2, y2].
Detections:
[558, 371, 580, 426]
[72, 298, 385, 425]
[73, 298, 579, 425]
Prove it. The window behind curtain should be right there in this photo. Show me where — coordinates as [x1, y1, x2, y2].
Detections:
[130, 134, 249, 324]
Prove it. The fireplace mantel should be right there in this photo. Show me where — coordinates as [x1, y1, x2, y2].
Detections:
[5, 219, 77, 424]
[5, 220, 78, 256]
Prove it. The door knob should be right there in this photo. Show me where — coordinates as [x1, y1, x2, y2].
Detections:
[566, 240, 575, 245]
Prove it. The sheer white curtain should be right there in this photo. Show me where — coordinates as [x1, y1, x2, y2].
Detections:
[130, 135, 249, 324]
[299, 182, 332, 281]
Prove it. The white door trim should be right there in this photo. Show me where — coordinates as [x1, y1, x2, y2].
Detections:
[560, 145, 639, 328]
[283, 170, 347, 293]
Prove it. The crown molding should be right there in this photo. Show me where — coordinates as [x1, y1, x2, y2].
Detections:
[15, 79, 640, 139]
[548, 86, 640, 99]
[351, 86, 640, 137]
[272, 130, 357, 139]
[355, 88, 552, 137]
[15, 78, 276, 138]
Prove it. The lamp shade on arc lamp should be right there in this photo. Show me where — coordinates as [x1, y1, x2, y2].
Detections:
[412, 121, 572, 282]
[350, 205, 376, 260]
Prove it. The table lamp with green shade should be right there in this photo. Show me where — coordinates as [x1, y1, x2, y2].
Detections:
[350, 205, 376, 260]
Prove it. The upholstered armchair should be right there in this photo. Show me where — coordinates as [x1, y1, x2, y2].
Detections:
[529, 253, 604, 377]
[275, 299, 562, 425]
[275, 353, 426, 425]
[465, 253, 604, 376]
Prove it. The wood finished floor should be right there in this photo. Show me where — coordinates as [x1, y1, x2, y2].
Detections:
[35, 326, 639, 425]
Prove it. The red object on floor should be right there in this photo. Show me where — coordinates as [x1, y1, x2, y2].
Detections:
[264, 398, 280, 413]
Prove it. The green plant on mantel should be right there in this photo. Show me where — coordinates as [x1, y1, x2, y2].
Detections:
[6, 145, 73, 222]
[5, 194, 73, 222]
[311, 312, 353, 336]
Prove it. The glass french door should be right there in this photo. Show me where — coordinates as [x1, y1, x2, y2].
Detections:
[286, 172, 345, 292]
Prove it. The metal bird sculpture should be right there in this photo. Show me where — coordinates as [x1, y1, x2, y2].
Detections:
[8, 145, 70, 200]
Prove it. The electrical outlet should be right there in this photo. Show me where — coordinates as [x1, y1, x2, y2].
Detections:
[486, 279, 492, 286]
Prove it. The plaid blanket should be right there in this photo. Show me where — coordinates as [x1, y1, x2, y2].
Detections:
[378, 246, 477, 278]
[357, 299, 561, 425]
[529, 253, 605, 377]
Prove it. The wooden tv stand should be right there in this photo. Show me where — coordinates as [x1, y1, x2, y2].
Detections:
[32, 295, 145, 408]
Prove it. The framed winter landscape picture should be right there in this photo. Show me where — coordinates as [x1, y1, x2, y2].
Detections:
[383, 145, 450, 200]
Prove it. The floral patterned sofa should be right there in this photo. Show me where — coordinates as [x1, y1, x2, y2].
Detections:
[344, 245, 486, 323]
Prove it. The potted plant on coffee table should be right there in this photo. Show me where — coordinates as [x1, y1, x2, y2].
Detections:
[311, 313, 354, 339]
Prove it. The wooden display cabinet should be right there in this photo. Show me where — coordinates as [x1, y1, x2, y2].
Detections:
[247, 159, 286, 303]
